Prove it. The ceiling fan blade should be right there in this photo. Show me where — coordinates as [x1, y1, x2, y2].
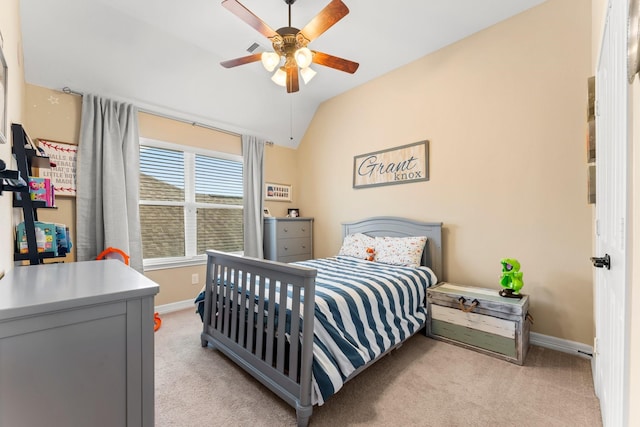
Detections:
[220, 53, 263, 68]
[221, 0, 278, 39]
[286, 65, 299, 93]
[312, 51, 359, 74]
[299, 0, 349, 42]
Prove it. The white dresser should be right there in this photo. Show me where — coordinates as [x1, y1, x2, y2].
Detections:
[0, 260, 159, 427]
[263, 217, 314, 262]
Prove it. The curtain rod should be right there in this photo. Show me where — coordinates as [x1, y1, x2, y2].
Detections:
[60, 87, 266, 142]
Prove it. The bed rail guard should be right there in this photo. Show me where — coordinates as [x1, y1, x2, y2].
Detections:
[200, 250, 317, 425]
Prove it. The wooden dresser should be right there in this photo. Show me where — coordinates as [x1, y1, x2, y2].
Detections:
[263, 217, 314, 262]
[0, 260, 159, 427]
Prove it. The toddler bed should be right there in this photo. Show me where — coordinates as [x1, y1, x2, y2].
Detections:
[198, 216, 443, 426]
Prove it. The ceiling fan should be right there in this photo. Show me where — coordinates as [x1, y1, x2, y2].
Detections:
[220, 0, 359, 93]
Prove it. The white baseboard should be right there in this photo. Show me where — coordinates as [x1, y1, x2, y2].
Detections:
[155, 299, 195, 315]
[530, 332, 593, 359]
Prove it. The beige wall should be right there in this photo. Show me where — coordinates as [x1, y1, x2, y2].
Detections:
[23, 85, 81, 263]
[296, 0, 593, 344]
[0, 0, 26, 275]
[264, 143, 299, 218]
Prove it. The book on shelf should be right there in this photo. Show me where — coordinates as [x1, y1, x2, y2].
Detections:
[15, 177, 55, 207]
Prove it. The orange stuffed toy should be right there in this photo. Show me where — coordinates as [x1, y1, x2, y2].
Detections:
[365, 247, 375, 261]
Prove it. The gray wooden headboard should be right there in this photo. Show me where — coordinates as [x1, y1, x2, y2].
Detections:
[342, 216, 443, 282]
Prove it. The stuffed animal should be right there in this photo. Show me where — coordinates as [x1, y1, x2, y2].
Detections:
[499, 258, 524, 298]
[365, 247, 375, 262]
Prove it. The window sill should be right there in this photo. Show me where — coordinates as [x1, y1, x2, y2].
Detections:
[143, 256, 207, 271]
[142, 251, 244, 271]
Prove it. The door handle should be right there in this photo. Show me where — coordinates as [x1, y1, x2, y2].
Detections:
[590, 254, 611, 270]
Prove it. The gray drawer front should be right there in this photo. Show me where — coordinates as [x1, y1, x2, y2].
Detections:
[279, 254, 311, 263]
[276, 221, 311, 238]
[277, 237, 311, 257]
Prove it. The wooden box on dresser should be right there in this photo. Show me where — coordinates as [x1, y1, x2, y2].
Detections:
[263, 217, 314, 262]
[426, 282, 530, 365]
[0, 260, 159, 427]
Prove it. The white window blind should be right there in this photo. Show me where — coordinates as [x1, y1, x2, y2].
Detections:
[139, 139, 243, 266]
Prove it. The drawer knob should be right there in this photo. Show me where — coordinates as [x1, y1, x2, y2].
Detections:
[283, 228, 288, 232]
[283, 247, 288, 251]
[301, 228, 306, 232]
[457, 297, 479, 313]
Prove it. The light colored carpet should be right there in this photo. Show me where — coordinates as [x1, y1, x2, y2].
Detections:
[155, 308, 602, 427]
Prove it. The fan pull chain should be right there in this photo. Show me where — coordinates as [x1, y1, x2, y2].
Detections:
[290, 97, 294, 141]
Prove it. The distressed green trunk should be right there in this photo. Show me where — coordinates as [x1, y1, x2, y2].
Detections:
[430, 319, 517, 358]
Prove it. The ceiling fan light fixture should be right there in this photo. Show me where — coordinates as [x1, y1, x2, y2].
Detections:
[271, 67, 287, 86]
[300, 66, 316, 84]
[220, 0, 358, 93]
[261, 51, 281, 72]
[294, 47, 313, 68]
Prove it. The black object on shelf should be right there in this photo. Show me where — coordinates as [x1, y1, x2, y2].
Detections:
[1, 169, 28, 194]
[10, 123, 63, 265]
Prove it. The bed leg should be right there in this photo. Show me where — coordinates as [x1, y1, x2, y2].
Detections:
[200, 333, 208, 348]
[296, 403, 312, 427]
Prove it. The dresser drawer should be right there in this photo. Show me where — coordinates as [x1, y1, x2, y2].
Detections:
[430, 304, 517, 358]
[276, 237, 311, 257]
[278, 254, 311, 263]
[276, 221, 311, 238]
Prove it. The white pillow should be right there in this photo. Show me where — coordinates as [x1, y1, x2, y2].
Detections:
[374, 236, 428, 267]
[338, 233, 376, 260]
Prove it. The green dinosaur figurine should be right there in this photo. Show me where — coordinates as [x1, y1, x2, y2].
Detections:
[499, 258, 524, 298]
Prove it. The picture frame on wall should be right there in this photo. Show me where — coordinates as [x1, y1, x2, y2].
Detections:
[587, 118, 596, 163]
[353, 140, 429, 189]
[588, 164, 596, 204]
[587, 76, 595, 162]
[0, 40, 7, 144]
[36, 139, 78, 196]
[265, 182, 292, 202]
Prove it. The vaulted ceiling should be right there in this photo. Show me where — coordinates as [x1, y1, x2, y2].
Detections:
[19, 0, 547, 147]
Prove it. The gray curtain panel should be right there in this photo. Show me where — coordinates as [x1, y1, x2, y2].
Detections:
[242, 135, 265, 258]
[76, 94, 143, 272]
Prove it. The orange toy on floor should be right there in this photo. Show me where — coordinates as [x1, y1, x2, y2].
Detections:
[154, 313, 162, 331]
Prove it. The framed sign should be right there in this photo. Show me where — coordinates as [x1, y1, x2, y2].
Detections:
[265, 182, 292, 201]
[37, 139, 78, 196]
[587, 76, 595, 163]
[353, 140, 429, 189]
[588, 164, 596, 204]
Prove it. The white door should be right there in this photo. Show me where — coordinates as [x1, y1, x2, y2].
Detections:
[593, 0, 630, 425]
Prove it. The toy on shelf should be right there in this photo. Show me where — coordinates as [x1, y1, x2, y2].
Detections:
[499, 258, 524, 299]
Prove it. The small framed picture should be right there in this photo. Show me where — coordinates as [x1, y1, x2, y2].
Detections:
[588, 164, 596, 204]
[263, 207, 272, 217]
[265, 182, 292, 202]
[287, 208, 300, 218]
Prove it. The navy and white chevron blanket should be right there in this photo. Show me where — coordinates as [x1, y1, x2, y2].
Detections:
[295, 256, 437, 405]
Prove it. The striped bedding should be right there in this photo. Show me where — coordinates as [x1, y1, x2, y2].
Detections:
[294, 256, 437, 405]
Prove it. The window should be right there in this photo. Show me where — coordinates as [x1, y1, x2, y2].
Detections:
[139, 138, 243, 268]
